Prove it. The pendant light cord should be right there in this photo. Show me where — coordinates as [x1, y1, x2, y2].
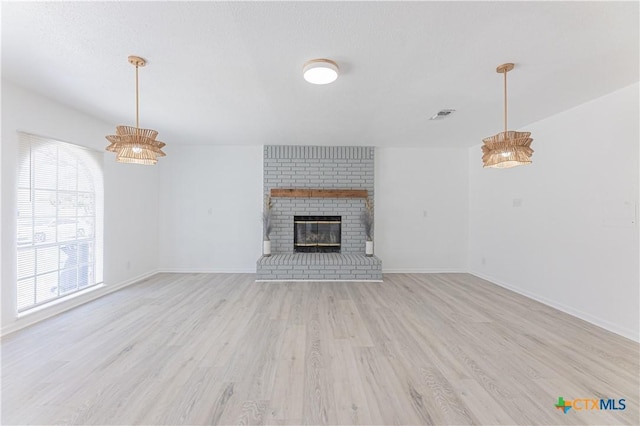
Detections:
[135, 64, 140, 129]
[503, 69, 508, 135]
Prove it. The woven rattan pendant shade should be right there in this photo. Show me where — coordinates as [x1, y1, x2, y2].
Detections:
[106, 126, 166, 165]
[482, 63, 533, 169]
[105, 56, 167, 165]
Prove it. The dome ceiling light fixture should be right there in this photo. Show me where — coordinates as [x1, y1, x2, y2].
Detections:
[303, 58, 339, 85]
[481, 63, 534, 169]
[106, 55, 166, 165]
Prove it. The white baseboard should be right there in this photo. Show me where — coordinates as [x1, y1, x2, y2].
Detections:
[157, 268, 256, 274]
[469, 271, 639, 343]
[1, 270, 158, 338]
[382, 268, 465, 274]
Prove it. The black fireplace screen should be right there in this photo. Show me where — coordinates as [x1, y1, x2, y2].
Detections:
[294, 216, 341, 253]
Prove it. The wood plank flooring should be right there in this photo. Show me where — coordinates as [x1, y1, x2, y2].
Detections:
[1, 273, 638, 425]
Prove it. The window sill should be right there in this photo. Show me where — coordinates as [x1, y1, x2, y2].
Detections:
[17, 283, 105, 318]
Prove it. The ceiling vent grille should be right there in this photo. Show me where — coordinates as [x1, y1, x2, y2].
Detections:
[429, 109, 456, 120]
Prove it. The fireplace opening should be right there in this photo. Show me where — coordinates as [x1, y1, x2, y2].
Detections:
[294, 216, 341, 253]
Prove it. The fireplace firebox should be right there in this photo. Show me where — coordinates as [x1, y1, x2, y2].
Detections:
[294, 216, 341, 253]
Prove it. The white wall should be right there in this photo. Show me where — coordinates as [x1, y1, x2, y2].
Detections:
[1, 81, 160, 335]
[468, 83, 639, 341]
[158, 145, 469, 274]
[157, 145, 263, 272]
[376, 148, 468, 272]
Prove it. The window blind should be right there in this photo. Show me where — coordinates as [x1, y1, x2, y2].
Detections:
[17, 132, 104, 312]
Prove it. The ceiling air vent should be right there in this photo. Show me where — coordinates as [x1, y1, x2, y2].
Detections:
[429, 109, 456, 120]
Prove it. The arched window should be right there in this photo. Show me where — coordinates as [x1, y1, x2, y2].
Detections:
[17, 133, 104, 312]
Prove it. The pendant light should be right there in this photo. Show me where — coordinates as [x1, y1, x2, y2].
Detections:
[482, 63, 533, 168]
[106, 56, 166, 165]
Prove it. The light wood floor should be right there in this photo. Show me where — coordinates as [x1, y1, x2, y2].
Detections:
[1, 273, 638, 425]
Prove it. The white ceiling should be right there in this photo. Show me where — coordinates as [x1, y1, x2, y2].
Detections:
[2, 1, 638, 149]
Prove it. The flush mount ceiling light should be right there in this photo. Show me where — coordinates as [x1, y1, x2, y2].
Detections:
[106, 56, 166, 165]
[303, 59, 339, 85]
[482, 63, 533, 169]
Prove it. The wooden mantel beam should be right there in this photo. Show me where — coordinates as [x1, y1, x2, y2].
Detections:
[270, 188, 368, 198]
